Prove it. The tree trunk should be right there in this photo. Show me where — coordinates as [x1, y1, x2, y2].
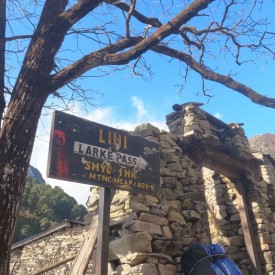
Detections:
[0, 0, 6, 123]
[0, 85, 48, 274]
[0, 2, 75, 273]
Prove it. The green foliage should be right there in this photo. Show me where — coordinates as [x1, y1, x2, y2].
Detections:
[13, 178, 88, 242]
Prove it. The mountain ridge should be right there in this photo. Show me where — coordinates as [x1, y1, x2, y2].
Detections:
[249, 133, 275, 159]
[28, 165, 45, 184]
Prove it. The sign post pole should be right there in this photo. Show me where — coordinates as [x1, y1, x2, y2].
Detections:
[96, 187, 112, 275]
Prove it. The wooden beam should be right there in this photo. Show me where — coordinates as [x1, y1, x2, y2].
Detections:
[27, 255, 76, 275]
[176, 135, 262, 179]
[69, 188, 115, 275]
[69, 214, 99, 275]
[236, 181, 263, 275]
[96, 187, 112, 275]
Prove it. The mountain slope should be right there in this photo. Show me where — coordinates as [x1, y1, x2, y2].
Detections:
[249, 133, 275, 158]
[28, 165, 45, 184]
[13, 166, 87, 242]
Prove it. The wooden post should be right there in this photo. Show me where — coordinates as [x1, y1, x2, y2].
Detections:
[69, 188, 115, 275]
[27, 255, 76, 275]
[236, 181, 263, 275]
[96, 187, 112, 275]
[69, 214, 99, 275]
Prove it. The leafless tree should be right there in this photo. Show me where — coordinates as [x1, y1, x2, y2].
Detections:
[0, 0, 275, 273]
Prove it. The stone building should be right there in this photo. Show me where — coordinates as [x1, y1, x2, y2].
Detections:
[10, 103, 275, 274]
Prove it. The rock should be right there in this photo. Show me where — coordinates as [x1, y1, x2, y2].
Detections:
[130, 263, 158, 275]
[109, 232, 152, 261]
[126, 200, 150, 213]
[162, 226, 173, 240]
[257, 233, 271, 244]
[110, 212, 138, 227]
[134, 123, 160, 135]
[167, 200, 181, 211]
[225, 246, 240, 254]
[166, 163, 183, 172]
[161, 153, 180, 164]
[139, 213, 169, 226]
[123, 220, 163, 236]
[160, 140, 172, 149]
[120, 252, 173, 266]
[263, 251, 274, 264]
[144, 195, 159, 204]
[168, 211, 186, 226]
[229, 213, 240, 221]
[115, 264, 132, 273]
[157, 263, 177, 275]
[159, 134, 178, 146]
[182, 199, 194, 210]
[162, 177, 178, 186]
[182, 210, 201, 221]
[229, 236, 244, 246]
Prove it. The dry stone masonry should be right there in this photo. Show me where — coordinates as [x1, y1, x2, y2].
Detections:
[10, 103, 275, 275]
[10, 221, 88, 274]
[203, 169, 250, 272]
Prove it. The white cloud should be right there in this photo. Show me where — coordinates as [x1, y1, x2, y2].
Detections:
[86, 107, 137, 131]
[30, 98, 168, 206]
[131, 96, 147, 120]
[214, 112, 222, 119]
[86, 107, 114, 124]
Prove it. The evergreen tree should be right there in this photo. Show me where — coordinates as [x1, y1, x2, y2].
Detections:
[13, 179, 87, 242]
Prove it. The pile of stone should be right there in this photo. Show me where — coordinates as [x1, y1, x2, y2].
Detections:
[222, 123, 252, 157]
[87, 124, 211, 274]
[166, 103, 212, 139]
[166, 103, 251, 158]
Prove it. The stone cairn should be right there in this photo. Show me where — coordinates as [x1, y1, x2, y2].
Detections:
[166, 102, 251, 157]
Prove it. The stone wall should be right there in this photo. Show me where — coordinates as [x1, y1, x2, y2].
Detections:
[10, 104, 275, 275]
[84, 125, 212, 274]
[10, 221, 88, 274]
[247, 153, 275, 274]
[203, 168, 250, 273]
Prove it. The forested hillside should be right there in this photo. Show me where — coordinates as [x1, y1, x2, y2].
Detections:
[13, 178, 87, 243]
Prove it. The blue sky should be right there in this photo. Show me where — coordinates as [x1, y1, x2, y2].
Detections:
[28, 1, 275, 206]
[30, 56, 275, 206]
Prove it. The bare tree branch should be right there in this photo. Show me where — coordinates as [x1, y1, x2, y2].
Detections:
[104, 0, 162, 28]
[152, 44, 275, 108]
[50, 0, 214, 91]
[60, 0, 103, 26]
[95, 0, 215, 65]
[5, 34, 32, 41]
[125, 0, 136, 38]
[50, 36, 143, 90]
